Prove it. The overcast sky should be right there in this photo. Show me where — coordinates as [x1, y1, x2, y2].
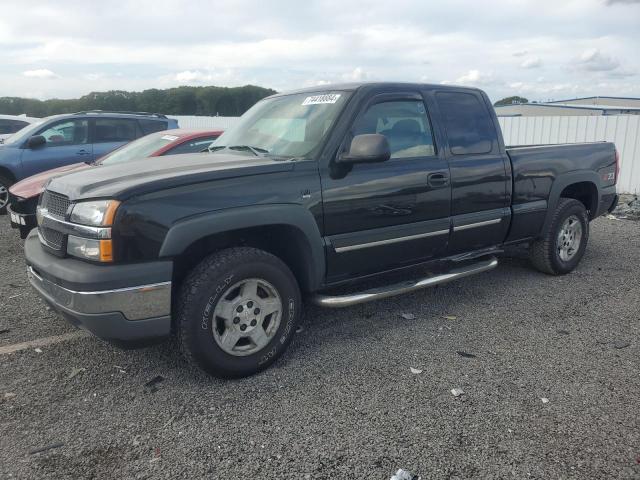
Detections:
[1, 0, 639, 102]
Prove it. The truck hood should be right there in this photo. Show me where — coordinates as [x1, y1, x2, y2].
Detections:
[45, 152, 295, 201]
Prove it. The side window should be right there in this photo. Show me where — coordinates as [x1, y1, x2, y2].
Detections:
[94, 119, 140, 143]
[164, 136, 219, 155]
[435, 92, 497, 155]
[0, 119, 29, 134]
[38, 120, 89, 146]
[351, 100, 435, 159]
[139, 119, 168, 135]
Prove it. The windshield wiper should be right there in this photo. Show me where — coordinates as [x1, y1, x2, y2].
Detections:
[208, 145, 269, 156]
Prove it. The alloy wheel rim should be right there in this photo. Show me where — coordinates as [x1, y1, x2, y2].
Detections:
[211, 278, 282, 356]
[557, 215, 582, 262]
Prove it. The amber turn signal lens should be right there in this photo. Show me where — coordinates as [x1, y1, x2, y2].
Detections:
[103, 201, 121, 226]
[99, 240, 113, 262]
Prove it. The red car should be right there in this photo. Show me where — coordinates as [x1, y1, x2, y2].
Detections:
[8, 128, 222, 238]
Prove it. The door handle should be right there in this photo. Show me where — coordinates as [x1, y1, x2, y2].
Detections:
[427, 172, 449, 187]
[76, 149, 91, 156]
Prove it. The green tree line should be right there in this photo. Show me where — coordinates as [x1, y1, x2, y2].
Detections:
[0, 85, 276, 117]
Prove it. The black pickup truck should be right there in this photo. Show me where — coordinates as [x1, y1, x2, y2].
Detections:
[25, 82, 619, 378]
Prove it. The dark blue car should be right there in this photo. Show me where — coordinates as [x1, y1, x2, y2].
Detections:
[0, 111, 178, 212]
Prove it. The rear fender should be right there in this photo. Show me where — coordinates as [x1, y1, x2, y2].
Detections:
[541, 171, 601, 234]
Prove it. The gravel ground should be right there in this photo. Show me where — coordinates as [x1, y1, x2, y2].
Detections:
[0, 215, 639, 479]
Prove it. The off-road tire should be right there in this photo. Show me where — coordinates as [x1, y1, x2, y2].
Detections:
[529, 198, 589, 275]
[177, 247, 301, 378]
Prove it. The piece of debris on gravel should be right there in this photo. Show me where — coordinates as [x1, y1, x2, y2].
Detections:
[613, 195, 640, 220]
[145, 375, 165, 392]
[451, 388, 465, 397]
[541, 398, 550, 404]
[444, 315, 457, 320]
[29, 443, 64, 455]
[400, 313, 415, 320]
[613, 340, 631, 349]
[66, 367, 86, 380]
[390, 468, 421, 480]
[409, 367, 423, 374]
[456, 351, 477, 358]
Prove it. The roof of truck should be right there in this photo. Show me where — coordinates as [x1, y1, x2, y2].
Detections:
[271, 82, 482, 97]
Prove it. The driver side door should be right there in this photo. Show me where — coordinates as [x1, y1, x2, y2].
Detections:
[320, 92, 451, 283]
[20, 119, 92, 179]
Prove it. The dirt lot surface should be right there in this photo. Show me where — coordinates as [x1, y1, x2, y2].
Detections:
[1, 216, 639, 479]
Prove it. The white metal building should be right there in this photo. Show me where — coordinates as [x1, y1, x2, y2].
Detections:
[494, 96, 640, 117]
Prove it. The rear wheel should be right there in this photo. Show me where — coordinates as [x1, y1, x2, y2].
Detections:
[529, 198, 589, 275]
[0, 174, 12, 214]
[177, 247, 301, 378]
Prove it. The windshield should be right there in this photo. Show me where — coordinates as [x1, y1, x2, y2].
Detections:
[99, 132, 180, 165]
[210, 91, 350, 158]
[3, 120, 45, 145]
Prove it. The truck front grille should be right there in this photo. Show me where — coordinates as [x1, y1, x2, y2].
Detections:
[40, 190, 70, 218]
[38, 190, 71, 253]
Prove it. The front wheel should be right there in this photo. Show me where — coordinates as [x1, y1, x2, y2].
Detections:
[177, 247, 301, 378]
[529, 198, 589, 275]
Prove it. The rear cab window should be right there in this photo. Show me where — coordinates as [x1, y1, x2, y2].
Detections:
[435, 91, 498, 155]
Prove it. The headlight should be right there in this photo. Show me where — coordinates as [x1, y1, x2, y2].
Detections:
[67, 199, 119, 262]
[67, 235, 113, 262]
[70, 200, 120, 226]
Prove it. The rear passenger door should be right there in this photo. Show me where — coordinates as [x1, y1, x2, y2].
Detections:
[433, 90, 510, 253]
[91, 118, 141, 160]
[321, 92, 451, 282]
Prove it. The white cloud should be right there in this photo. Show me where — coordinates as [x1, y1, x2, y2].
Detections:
[520, 57, 542, 69]
[578, 48, 619, 71]
[449, 69, 495, 86]
[175, 70, 211, 83]
[0, 0, 638, 102]
[22, 69, 58, 79]
[341, 67, 369, 82]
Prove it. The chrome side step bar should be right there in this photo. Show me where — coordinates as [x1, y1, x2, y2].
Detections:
[310, 256, 498, 308]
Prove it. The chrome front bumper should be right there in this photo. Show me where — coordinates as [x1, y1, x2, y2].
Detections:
[27, 266, 171, 321]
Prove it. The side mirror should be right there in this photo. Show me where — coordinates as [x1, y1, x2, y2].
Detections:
[338, 134, 390, 165]
[27, 135, 46, 149]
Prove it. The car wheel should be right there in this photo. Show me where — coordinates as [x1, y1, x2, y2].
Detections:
[0, 175, 12, 214]
[529, 198, 589, 275]
[177, 247, 301, 378]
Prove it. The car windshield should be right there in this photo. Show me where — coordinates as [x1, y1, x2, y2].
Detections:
[3, 120, 45, 145]
[210, 91, 350, 158]
[99, 132, 181, 165]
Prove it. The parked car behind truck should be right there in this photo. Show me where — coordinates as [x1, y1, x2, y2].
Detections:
[0, 111, 177, 212]
[24, 82, 619, 378]
[7, 129, 223, 238]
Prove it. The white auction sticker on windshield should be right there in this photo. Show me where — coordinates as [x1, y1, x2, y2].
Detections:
[161, 135, 179, 141]
[301, 94, 341, 105]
